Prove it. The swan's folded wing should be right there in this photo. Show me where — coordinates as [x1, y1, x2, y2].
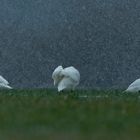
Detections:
[128, 79, 140, 88]
[0, 83, 12, 89]
[58, 77, 73, 91]
[62, 67, 80, 82]
[0, 75, 9, 85]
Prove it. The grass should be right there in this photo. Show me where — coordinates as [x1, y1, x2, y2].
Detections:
[0, 89, 139, 140]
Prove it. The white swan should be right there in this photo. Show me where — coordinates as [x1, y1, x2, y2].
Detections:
[0, 75, 12, 89]
[52, 66, 80, 92]
[125, 78, 140, 92]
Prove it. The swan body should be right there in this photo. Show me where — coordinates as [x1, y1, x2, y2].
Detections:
[52, 66, 80, 92]
[0, 75, 12, 89]
[125, 78, 140, 92]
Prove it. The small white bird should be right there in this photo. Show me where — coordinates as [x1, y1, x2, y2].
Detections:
[52, 66, 80, 92]
[125, 78, 140, 93]
[0, 75, 12, 89]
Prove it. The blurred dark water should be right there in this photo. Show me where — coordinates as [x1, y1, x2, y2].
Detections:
[0, 0, 140, 89]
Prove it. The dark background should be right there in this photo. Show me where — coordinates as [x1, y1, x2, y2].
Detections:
[0, 0, 140, 89]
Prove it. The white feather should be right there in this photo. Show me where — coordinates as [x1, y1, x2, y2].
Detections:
[125, 78, 140, 92]
[0, 83, 12, 89]
[61, 66, 80, 82]
[52, 66, 63, 86]
[52, 66, 80, 92]
[0, 75, 9, 85]
[0, 75, 12, 89]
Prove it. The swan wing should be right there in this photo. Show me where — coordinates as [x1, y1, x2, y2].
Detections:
[128, 79, 140, 88]
[61, 66, 80, 82]
[0, 75, 9, 85]
[0, 83, 12, 89]
[58, 77, 77, 92]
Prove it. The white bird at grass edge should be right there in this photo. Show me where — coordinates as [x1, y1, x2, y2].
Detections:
[125, 78, 140, 93]
[0, 75, 12, 89]
[52, 66, 80, 92]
